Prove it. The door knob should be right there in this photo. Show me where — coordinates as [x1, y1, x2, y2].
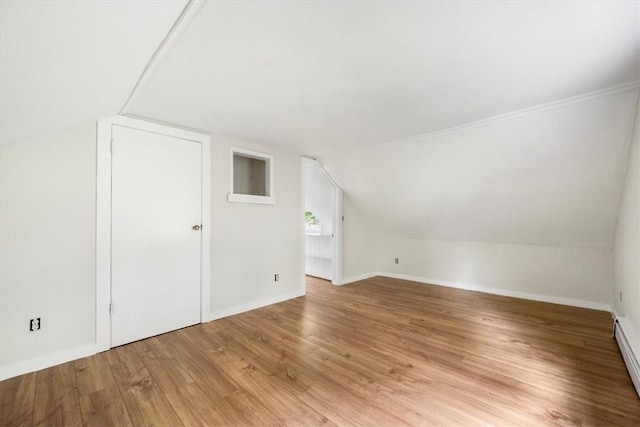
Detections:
[192, 225, 201, 231]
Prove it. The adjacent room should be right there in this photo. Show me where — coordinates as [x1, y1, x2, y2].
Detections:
[1, 1, 639, 425]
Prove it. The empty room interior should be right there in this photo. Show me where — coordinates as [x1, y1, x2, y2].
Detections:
[2, 1, 640, 425]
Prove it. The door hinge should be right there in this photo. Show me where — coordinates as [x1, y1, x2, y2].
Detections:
[109, 303, 113, 316]
[110, 139, 114, 154]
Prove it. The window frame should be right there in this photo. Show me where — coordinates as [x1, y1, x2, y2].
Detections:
[228, 146, 276, 205]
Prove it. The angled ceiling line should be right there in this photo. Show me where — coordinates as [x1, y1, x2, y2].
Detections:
[122, 112, 210, 136]
[322, 80, 640, 159]
[119, 0, 206, 116]
[610, 89, 640, 243]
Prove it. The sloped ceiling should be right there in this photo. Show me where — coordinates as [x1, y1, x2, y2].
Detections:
[128, 1, 639, 156]
[322, 89, 639, 248]
[2, 1, 638, 250]
[0, 0, 188, 143]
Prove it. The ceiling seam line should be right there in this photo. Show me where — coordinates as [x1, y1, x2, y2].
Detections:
[118, 0, 203, 116]
[327, 80, 640, 159]
[609, 88, 640, 252]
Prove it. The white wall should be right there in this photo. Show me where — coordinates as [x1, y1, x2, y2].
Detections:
[323, 88, 639, 304]
[0, 1, 187, 143]
[324, 89, 638, 248]
[613, 96, 640, 358]
[209, 134, 304, 318]
[340, 196, 377, 283]
[1, 124, 304, 379]
[1, 123, 97, 371]
[379, 238, 612, 309]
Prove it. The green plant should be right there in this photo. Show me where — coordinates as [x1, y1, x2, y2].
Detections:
[305, 211, 319, 226]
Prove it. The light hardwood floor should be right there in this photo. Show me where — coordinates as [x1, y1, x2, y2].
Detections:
[2, 276, 639, 426]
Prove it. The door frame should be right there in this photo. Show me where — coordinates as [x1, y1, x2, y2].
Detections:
[96, 115, 211, 352]
[302, 158, 343, 285]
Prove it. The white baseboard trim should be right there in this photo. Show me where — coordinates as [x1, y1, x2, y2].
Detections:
[0, 343, 97, 381]
[338, 272, 379, 286]
[614, 317, 640, 397]
[204, 287, 306, 322]
[1, 288, 306, 381]
[377, 272, 611, 312]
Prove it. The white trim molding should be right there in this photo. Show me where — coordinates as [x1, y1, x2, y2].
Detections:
[330, 81, 640, 159]
[205, 288, 305, 322]
[96, 115, 211, 352]
[0, 344, 97, 381]
[119, 0, 206, 114]
[377, 272, 611, 311]
[227, 193, 276, 205]
[228, 146, 276, 205]
[339, 272, 379, 286]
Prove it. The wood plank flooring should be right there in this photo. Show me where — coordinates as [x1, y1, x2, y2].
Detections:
[2, 276, 639, 426]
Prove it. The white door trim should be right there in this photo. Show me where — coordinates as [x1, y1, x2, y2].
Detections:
[96, 116, 211, 352]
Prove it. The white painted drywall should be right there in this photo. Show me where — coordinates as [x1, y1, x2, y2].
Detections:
[209, 134, 304, 317]
[0, 0, 187, 143]
[0, 124, 304, 378]
[378, 238, 612, 309]
[340, 196, 377, 283]
[0, 124, 97, 371]
[128, 1, 640, 156]
[323, 88, 638, 304]
[324, 89, 637, 248]
[613, 96, 640, 358]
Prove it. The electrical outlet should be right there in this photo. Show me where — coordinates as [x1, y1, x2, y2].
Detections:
[394, 258, 399, 264]
[30, 318, 41, 332]
[275, 274, 279, 282]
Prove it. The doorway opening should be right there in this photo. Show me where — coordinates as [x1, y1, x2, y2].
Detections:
[303, 158, 342, 285]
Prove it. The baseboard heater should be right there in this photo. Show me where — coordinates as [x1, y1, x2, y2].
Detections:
[614, 319, 640, 397]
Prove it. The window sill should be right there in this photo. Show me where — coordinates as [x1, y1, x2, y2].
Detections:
[227, 193, 276, 205]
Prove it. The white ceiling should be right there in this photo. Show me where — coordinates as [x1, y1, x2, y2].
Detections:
[2, 1, 638, 249]
[128, 1, 640, 156]
[0, 0, 187, 143]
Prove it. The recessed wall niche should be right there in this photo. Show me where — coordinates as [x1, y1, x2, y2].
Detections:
[228, 147, 275, 205]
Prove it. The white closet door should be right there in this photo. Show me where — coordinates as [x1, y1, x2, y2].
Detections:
[111, 125, 202, 347]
